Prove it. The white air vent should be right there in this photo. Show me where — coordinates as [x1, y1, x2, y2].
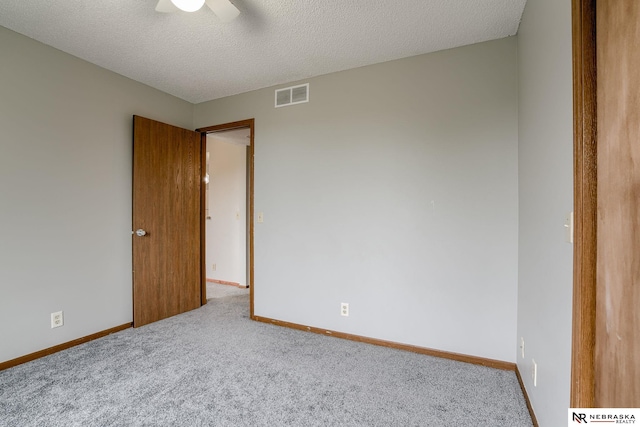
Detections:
[275, 83, 309, 108]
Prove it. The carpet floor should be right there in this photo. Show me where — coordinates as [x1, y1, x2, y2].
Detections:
[206, 282, 249, 299]
[0, 295, 532, 426]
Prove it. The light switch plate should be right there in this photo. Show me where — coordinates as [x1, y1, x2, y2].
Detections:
[565, 212, 574, 243]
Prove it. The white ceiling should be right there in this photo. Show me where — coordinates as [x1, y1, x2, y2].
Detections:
[0, 0, 526, 104]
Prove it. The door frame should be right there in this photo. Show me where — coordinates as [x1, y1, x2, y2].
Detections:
[197, 119, 255, 318]
[571, 0, 597, 408]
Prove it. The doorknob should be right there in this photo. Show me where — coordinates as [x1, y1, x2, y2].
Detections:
[135, 229, 147, 237]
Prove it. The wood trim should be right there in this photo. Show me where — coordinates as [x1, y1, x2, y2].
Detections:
[248, 122, 255, 318]
[515, 365, 539, 427]
[200, 132, 208, 306]
[571, 0, 597, 408]
[252, 315, 515, 371]
[196, 119, 255, 134]
[206, 278, 246, 288]
[0, 323, 132, 371]
[198, 118, 255, 318]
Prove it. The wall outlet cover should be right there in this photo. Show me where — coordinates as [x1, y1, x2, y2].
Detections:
[340, 302, 349, 317]
[51, 311, 64, 328]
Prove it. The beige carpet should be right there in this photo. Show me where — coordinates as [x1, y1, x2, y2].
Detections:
[206, 282, 249, 299]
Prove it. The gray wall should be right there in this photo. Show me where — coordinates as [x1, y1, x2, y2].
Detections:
[0, 27, 193, 363]
[517, 0, 574, 424]
[195, 37, 520, 362]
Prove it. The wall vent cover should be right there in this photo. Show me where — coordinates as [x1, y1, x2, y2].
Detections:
[275, 83, 309, 108]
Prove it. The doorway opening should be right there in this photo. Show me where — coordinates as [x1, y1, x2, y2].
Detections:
[205, 129, 249, 296]
[197, 119, 255, 318]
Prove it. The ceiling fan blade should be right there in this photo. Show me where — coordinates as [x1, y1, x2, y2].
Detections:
[205, 0, 240, 22]
[155, 0, 179, 13]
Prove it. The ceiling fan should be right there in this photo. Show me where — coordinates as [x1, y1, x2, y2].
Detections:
[155, 0, 240, 22]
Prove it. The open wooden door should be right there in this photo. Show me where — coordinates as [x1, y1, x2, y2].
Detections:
[595, 0, 640, 407]
[572, 0, 640, 408]
[132, 116, 203, 327]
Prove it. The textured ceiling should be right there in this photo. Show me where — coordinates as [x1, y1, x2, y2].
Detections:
[0, 0, 526, 104]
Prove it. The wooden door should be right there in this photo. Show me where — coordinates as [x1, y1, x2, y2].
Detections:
[595, 0, 640, 407]
[132, 116, 203, 327]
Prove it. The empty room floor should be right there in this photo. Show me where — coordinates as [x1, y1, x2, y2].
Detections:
[0, 294, 532, 426]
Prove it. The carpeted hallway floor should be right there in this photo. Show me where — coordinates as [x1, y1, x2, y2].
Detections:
[206, 282, 249, 299]
[0, 294, 532, 426]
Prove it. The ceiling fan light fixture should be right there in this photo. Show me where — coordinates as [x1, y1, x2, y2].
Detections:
[205, 0, 240, 22]
[170, 0, 205, 12]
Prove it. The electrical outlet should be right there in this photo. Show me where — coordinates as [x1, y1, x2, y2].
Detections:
[341, 302, 349, 317]
[520, 337, 525, 359]
[212, 264, 216, 271]
[532, 359, 537, 387]
[51, 311, 63, 328]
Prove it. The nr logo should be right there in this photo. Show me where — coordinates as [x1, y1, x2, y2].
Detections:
[573, 412, 588, 423]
